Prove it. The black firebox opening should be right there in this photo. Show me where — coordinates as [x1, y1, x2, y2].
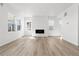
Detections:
[36, 29, 44, 34]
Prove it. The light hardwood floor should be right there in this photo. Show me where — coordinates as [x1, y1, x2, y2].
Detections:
[0, 36, 79, 56]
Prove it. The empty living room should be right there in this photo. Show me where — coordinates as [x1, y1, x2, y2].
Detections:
[0, 1, 79, 57]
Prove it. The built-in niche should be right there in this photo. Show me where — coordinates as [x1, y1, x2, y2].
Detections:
[27, 22, 31, 30]
[24, 17, 32, 31]
[48, 20, 55, 31]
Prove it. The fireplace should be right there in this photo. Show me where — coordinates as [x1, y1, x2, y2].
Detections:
[36, 29, 44, 34]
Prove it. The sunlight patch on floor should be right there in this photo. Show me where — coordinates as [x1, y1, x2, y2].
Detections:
[29, 37, 36, 39]
[59, 36, 63, 40]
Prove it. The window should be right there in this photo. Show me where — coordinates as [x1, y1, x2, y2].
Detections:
[8, 20, 16, 32]
[17, 20, 21, 31]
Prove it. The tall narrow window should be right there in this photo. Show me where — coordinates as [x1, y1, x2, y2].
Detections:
[8, 20, 16, 32]
[17, 20, 21, 31]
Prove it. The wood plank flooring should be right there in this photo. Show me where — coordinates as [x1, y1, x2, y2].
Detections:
[0, 36, 79, 56]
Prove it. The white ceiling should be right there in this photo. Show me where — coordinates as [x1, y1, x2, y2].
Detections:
[8, 3, 73, 16]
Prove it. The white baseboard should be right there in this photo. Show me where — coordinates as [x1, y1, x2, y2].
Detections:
[0, 38, 16, 47]
[0, 36, 22, 47]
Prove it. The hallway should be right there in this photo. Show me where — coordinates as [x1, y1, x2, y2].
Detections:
[0, 36, 79, 56]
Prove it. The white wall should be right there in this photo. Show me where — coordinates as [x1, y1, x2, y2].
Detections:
[0, 4, 8, 46]
[78, 6, 79, 46]
[58, 4, 78, 46]
[32, 16, 48, 37]
[23, 16, 62, 37]
[25, 16, 62, 37]
[48, 17, 62, 36]
[0, 4, 24, 46]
